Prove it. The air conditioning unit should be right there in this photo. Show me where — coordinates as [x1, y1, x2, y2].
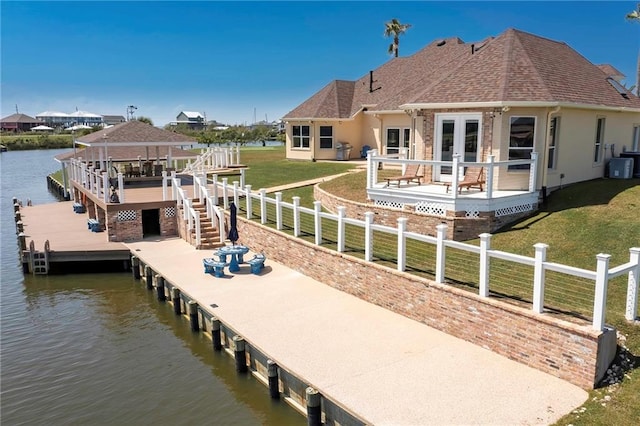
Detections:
[608, 157, 633, 179]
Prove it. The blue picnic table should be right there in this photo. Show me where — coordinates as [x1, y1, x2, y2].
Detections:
[216, 245, 250, 273]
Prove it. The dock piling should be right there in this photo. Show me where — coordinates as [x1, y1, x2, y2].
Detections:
[131, 256, 140, 280]
[211, 318, 222, 351]
[267, 360, 279, 399]
[144, 266, 153, 290]
[188, 301, 199, 332]
[233, 336, 247, 373]
[155, 275, 166, 301]
[172, 288, 182, 315]
[306, 387, 322, 426]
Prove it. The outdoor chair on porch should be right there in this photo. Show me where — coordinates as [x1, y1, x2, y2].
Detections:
[124, 164, 133, 177]
[445, 167, 485, 194]
[385, 164, 423, 187]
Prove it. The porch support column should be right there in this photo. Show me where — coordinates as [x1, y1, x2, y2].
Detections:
[451, 155, 461, 200]
[485, 155, 495, 199]
[529, 152, 538, 192]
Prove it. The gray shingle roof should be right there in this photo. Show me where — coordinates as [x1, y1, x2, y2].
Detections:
[283, 28, 640, 120]
[0, 113, 42, 124]
[76, 120, 197, 145]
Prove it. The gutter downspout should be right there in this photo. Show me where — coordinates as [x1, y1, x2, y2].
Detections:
[541, 106, 561, 202]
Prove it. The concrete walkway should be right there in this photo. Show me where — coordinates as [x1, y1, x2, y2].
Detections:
[126, 236, 588, 425]
[264, 168, 364, 194]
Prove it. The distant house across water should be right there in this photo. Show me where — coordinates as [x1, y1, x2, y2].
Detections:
[0, 113, 43, 132]
[169, 111, 207, 130]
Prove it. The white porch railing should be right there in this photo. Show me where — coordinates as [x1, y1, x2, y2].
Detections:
[188, 178, 639, 332]
[366, 149, 539, 198]
[182, 146, 242, 174]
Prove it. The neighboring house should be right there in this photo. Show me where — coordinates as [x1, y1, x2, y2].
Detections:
[102, 115, 127, 126]
[36, 110, 104, 129]
[171, 111, 206, 130]
[283, 28, 640, 194]
[0, 113, 42, 132]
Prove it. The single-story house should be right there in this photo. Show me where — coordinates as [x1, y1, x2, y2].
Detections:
[283, 28, 640, 194]
[0, 113, 43, 132]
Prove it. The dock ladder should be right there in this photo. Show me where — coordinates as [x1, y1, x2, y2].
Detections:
[29, 240, 50, 274]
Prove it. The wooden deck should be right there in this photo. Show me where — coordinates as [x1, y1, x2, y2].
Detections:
[18, 201, 130, 262]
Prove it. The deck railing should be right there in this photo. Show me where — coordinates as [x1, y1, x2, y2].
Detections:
[194, 179, 639, 332]
[182, 146, 242, 174]
[366, 149, 539, 198]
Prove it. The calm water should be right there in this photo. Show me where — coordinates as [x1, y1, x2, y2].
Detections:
[0, 149, 302, 425]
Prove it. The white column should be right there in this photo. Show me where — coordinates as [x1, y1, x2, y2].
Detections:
[532, 243, 549, 313]
[260, 189, 267, 224]
[275, 192, 283, 230]
[435, 224, 447, 284]
[337, 206, 346, 253]
[593, 253, 611, 331]
[486, 155, 495, 199]
[314, 201, 322, 245]
[397, 217, 407, 272]
[625, 248, 640, 321]
[292, 196, 300, 237]
[364, 212, 374, 262]
[479, 233, 492, 297]
[245, 185, 252, 219]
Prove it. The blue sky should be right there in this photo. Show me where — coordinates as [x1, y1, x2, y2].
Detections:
[1, 1, 639, 127]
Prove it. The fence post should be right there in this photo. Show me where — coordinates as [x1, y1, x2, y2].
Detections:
[102, 172, 109, 203]
[293, 196, 301, 237]
[212, 174, 218, 205]
[233, 181, 239, 207]
[625, 248, 640, 321]
[245, 185, 252, 219]
[366, 150, 373, 192]
[336, 207, 346, 252]
[222, 178, 229, 210]
[435, 224, 447, 284]
[364, 212, 374, 262]
[260, 189, 267, 224]
[593, 253, 611, 331]
[240, 168, 246, 189]
[532, 243, 549, 313]
[479, 233, 492, 297]
[275, 192, 283, 230]
[397, 218, 407, 272]
[313, 201, 322, 245]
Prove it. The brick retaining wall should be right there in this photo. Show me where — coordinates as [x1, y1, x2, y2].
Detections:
[314, 185, 534, 241]
[237, 215, 613, 389]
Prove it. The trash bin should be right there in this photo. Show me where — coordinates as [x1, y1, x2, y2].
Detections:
[336, 142, 352, 161]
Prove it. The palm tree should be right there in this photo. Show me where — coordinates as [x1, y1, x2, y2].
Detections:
[626, 3, 640, 21]
[384, 18, 411, 58]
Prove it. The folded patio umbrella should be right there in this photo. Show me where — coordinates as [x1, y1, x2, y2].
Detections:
[227, 202, 239, 245]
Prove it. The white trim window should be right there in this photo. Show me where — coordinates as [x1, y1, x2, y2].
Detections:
[594, 117, 605, 163]
[292, 125, 310, 149]
[508, 116, 535, 170]
[319, 126, 333, 149]
[547, 117, 560, 169]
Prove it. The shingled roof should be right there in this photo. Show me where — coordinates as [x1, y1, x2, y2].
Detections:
[0, 113, 42, 124]
[76, 120, 196, 145]
[283, 28, 640, 120]
[55, 120, 198, 162]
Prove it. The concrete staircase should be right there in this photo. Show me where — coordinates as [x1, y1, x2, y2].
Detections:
[188, 200, 226, 250]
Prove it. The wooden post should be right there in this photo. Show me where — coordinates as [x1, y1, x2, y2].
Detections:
[267, 360, 279, 399]
[188, 301, 199, 332]
[155, 275, 166, 302]
[397, 217, 407, 272]
[435, 224, 447, 284]
[233, 336, 247, 373]
[532, 243, 549, 313]
[211, 317, 222, 351]
[306, 387, 321, 426]
[626, 248, 640, 321]
[131, 256, 140, 280]
[172, 288, 182, 315]
[145, 265, 153, 290]
[479, 233, 492, 297]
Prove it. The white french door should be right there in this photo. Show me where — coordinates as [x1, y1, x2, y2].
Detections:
[434, 114, 482, 181]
